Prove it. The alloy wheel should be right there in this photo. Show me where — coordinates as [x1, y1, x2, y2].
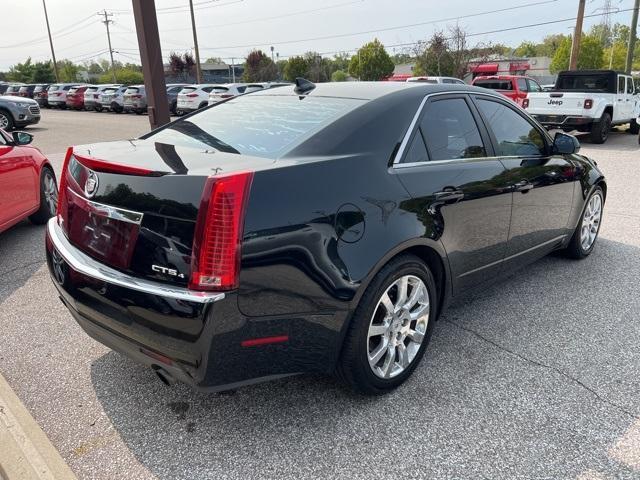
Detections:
[580, 192, 602, 250]
[0, 113, 8, 129]
[367, 275, 430, 379]
[43, 171, 58, 215]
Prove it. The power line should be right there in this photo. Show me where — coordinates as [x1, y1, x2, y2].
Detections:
[161, 0, 365, 32]
[200, 4, 635, 52]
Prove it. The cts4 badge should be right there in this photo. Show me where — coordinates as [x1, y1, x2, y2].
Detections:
[152, 264, 186, 279]
[85, 170, 99, 198]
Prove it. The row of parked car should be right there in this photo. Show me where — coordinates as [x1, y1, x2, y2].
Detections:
[0, 81, 290, 117]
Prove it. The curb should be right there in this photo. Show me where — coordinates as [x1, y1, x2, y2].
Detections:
[0, 372, 77, 480]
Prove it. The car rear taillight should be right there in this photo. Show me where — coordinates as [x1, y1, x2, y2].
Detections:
[56, 147, 73, 227]
[584, 99, 593, 109]
[186, 93, 199, 98]
[190, 172, 254, 291]
[522, 98, 529, 108]
[131, 94, 142, 99]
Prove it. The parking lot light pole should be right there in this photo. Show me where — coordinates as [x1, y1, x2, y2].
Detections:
[132, 0, 170, 130]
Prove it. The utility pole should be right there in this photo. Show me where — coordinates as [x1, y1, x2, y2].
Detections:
[42, 0, 59, 82]
[188, 0, 203, 83]
[99, 10, 117, 83]
[132, 0, 170, 129]
[569, 0, 586, 70]
[231, 57, 235, 82]
[626, 0, 640, 74]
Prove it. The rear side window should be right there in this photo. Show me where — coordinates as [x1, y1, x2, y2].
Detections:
[618, 76, 625, 94]
[147, 95, 365, 158]
[403, 133, 429, 164]
[237, 86, 247, 93]
[476, 99, 545, 157]
[474, 80, 513, 90]
[626, 77, 634, 94]
[419, 98, 486, 161]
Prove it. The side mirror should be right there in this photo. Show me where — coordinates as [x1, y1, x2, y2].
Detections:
[12, 131, 33, 146]
[552, 132, 580, 155]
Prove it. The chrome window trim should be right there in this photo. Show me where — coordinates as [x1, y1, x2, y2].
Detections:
[67, 188, 144, 225]
[391, 90, 548, 167]
[47, 218, 225, 304]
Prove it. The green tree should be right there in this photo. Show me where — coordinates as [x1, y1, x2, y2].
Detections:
[98, 68, 143, 84]
[550, 34, 604, 73]
[537, 34, 567, 57]
[330, 52, 351, 73]
[56, 59, 79, 82]
[348, 39, 394, 81]
[603, 42, 627, 71]
[242, 50, 277, 82]
[283, 55, 308, 82]
[414, 32, 454, 77]
[514, 41, 538, 57]
[7, 58, 35, 82]
[32, 61, 56, 83]
[304, 51, 330, 82]
[204, 56, 223, 64]
[331, 70, 348, 82]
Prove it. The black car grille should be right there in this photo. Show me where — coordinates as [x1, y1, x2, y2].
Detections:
[29, 105, 40, 116]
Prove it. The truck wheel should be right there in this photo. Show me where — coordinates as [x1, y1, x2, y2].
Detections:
[0, 109, 15, 131]
[630, 119, 639, 135]
[589, 112, 611, 144]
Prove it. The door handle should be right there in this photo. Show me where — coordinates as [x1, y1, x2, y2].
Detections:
[514, 180, 534, 193]
[433, 189, 464, 202]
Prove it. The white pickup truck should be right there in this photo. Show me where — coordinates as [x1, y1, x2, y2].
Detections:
[525, 70, 639, 143]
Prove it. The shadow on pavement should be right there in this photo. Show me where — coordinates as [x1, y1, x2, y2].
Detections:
[90, 238, 640, 479]
[0, 221, 47, 304]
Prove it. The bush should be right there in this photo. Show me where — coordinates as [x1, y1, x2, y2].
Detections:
[331, 70, 348, 82]
[98, 68, 143, 85]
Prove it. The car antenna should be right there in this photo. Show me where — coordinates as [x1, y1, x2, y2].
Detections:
[294, 77, 316, 94]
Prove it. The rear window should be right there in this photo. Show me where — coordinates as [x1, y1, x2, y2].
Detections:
[211, 87, 229, 93]
[34, 85, 46, 92]
[48, 85, 61, 91]
[556, 74, 611, 91]
[147, 95, 365, 158]
[68, 87, 79, 93]
[180, 87, 197, 94]
[408, 78, 438, 84]
[124, 88, 140, 94]
[102, 88, 117, 94]
[19, 86, 30, 91]
[474, 80, 513, 90]
[85, 87, 98, 93]
[63, 85, 74, 91]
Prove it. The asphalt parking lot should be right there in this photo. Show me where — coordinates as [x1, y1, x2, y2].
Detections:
[1, 110, 639, 479]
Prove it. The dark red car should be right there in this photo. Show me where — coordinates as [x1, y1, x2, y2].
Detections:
[0, 130, 57, 233]
[65, 85, 91, 110]
[472, 75, 542, 107]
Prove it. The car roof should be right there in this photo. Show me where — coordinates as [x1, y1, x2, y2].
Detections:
[251, 81, 485, 101]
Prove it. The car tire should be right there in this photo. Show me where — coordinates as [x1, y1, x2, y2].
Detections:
[563, 186, 604, 259]
[630, 118, 639, 135]
[0, 109, 15, 131]
[94, 105, 103, 113]
[170, 100, 177, 115]
[589, 112, 611, 144]
[29, 167, 58, 225]
[111, 103, 122, 114]
[198, 102, 208, 110]
[336, 254, 437, 394]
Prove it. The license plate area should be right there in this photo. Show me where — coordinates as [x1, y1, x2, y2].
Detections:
[66, 190, 143, 270]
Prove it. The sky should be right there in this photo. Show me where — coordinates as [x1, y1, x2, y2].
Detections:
[0, 0, 636, 70]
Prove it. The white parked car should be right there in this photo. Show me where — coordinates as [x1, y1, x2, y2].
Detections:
[207, 83, 248, 105]
[243, 82, 291, 94]
[84, 84, 121, 112]
[525, 69, 640, 143]
[99, 85, 128, 113]
[406, 76, 466, 85]
[176, 84, 218, 113]
[46, 83, 80, 108]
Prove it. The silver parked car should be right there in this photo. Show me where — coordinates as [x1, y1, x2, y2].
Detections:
[84, 84, 122, 112]
[0, 95, 41, 130]
[99, 86, 128, 113]
[123, 85, 147, 114]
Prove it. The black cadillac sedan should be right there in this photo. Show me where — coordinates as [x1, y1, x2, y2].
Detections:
[46, 80, 605, 394]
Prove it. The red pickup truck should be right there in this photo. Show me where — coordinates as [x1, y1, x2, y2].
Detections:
[472, 75, 543, 107]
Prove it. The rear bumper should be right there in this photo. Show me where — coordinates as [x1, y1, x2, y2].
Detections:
[45, 218, 340, 390]
[532, 114, 594, 130]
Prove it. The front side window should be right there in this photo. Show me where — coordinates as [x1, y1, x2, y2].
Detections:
[419, 98, 486, 161]
[528, 80, 542, 92]
[476, 99, 545, 157]
[517, 78, 528, 92]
